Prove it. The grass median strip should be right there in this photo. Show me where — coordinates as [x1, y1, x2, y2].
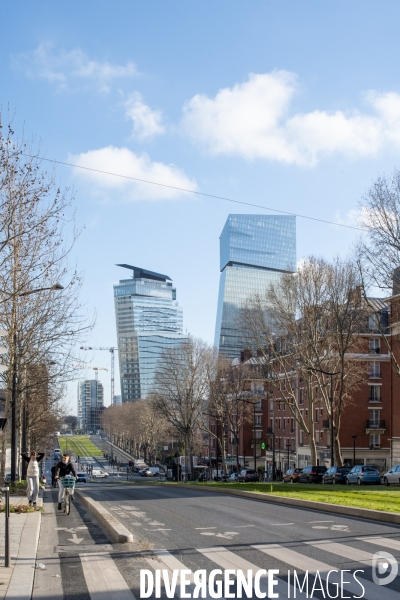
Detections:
[181, 482, 400, 513]
[59, 435, 103, 457]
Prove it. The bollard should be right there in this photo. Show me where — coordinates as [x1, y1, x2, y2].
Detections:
[1, 487, 10, 567]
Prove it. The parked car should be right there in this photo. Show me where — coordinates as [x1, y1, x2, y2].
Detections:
[298, 465, 327, 483]
[238, 469, 259, 483]
[141, 467, 160, 477]
[228, 473, 239, 482]
[383, 464, 400, 486]
[76, 472, 87, 483]
[346, 465, 381, 485]
[283, 468, 302, 483]
[322, 466, 351, 485]
[134, 462, 148, 473]
[91, 469, 109, 478]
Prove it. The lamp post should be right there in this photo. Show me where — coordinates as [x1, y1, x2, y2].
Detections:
[286, 442, 291, 471]
[307, 366, 339, 468]
[352, 435, 357, 468]
[240, 398, 257, 470]
[202, 412, 221, 481]
[267, 427, 276, 481]
[11, 283, 64, 483]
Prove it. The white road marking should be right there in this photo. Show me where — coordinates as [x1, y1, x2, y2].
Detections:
[80, 552, 136, 600]
[305, 540, 375, 565]
[270, 523, 294, 526]
[145, 528, 171, 531]
[309, 520, 334, 523]
[146, 549, 226, 599]
[357, 536, 400, 551]
[198, 546, 308, 599]
[252, 543, 399, 600]
[236, 525, 255, 528]
[195, 527, 217, 530]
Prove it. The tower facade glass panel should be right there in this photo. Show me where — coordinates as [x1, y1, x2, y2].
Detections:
[114, 265, 186, 402]
[215, 214, 296, 358]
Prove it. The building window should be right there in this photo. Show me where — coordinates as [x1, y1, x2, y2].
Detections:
[315, 409, 319, 423]
[369, 313, 380, 331]
[270, 399, 274, 413]
[369, 386, 381, 402]
[370, 433, 380, 449]
[369, 361, 380, 378]
[369, 409, 380, 427]
[254, 414, 262, 426]
[369, 338, 381, 353]
[255, 399, 262, 410]
[299, 388, 304, 405]
[254, 430, 262, 440]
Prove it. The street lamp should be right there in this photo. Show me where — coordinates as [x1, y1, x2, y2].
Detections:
[202, 412, 221, 481]
[286, 442, 291, 471]
[352, 435, 357, 468]
[307, 366, 339, 467]
[241, 397, 257, 470]
[267, 427, 276, 481]
[11, 283, 64, 483]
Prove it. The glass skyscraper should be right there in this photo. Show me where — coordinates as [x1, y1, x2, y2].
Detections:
[214, 214, 296, 358]
[114, 264, 186, 402]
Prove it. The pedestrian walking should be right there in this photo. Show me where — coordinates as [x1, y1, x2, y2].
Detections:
[51, 462, 58, 487]
[21, 450, 44, 507]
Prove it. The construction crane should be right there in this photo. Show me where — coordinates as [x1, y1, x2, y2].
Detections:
[80, 347, 118, 403]
[72, 364, 108, 381]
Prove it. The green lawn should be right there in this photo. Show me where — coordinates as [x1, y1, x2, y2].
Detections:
[184, 481, 400, 513]
[58, 436, 103, 457]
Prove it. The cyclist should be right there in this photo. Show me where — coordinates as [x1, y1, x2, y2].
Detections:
[50, 462, 58, 487]
[55, 453, 77, 510]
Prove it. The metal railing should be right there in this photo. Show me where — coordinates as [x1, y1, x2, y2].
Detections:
[366, 420, 386, 429]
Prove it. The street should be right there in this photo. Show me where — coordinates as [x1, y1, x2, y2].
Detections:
[31, 481, 400, 599]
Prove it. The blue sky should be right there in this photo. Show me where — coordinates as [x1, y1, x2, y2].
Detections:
[3, 2, 400, 409]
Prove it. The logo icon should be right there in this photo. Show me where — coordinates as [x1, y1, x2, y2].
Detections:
[372, 551, 398, 586]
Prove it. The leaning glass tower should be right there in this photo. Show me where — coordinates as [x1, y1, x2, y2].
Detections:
[214, 214, 296, 358]
[114, 265, 186, 401]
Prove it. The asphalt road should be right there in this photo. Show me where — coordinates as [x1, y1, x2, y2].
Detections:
[83, 483, 400, 598]
[32, 481, 400, 599]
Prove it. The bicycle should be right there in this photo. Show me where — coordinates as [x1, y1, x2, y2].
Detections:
[60, 476, 75, 515]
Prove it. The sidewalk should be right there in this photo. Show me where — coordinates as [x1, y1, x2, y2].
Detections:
[0, 496, 42, 599]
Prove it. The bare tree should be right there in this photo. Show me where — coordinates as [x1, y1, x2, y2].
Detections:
[0, 115, 94, 479]
[357, 169, 400, 293]
[151, 338, 213, 479]
[201, 356, 253, 476]
[242, 256, 368, 465]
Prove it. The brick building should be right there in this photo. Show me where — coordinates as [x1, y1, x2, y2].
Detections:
[229, 296, 400, 475]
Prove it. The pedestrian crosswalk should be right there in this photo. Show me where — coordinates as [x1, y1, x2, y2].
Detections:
[78, 535, 400, 599]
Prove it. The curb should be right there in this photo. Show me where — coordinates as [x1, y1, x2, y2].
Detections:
[75, 490, 134, 543]
[167, 484, 400, 525]
[6, 511, 41, 599]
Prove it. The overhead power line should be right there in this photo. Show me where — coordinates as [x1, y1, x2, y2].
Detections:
[21, 153, 365, 232]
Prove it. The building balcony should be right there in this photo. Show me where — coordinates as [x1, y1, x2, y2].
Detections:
[366, 420, 386, 432]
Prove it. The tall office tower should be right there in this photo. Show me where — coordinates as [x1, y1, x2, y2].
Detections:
[77, 379, 104, 433]
[214, 214, 296, 359]
[114, 264, 186, 402]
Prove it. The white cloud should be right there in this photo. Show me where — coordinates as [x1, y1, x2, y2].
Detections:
[69, 146, 197, 201]
[15, 44, 137, 92]
[124, 93, 165, 140]
[181, 71, 400, 166]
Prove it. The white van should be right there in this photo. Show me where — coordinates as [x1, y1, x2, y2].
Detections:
[148, 467, 160, 476]
[92, 469, 109, 478]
